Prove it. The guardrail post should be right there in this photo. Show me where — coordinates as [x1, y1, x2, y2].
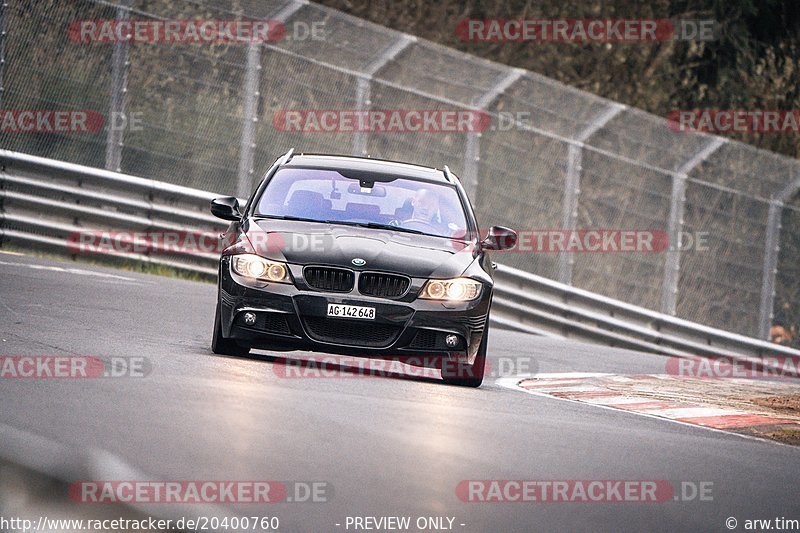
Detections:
[758, 173, 800, 339]
[351, 35, 414, 156]
[237, 1, 305, 199]
[558, 103, 624, 285]
[461, 68, 523, 204]
[0, 1, 7, 110]
[0, 149, 5, 219]
[660, 137, 725, 315]
[105, 0, 131, 172]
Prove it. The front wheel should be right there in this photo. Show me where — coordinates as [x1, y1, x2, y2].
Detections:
[211, 303, 250, 357]
[440, 327, 488, 388]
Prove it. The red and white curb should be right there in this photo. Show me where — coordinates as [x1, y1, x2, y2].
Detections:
[496, 373, 800, 441]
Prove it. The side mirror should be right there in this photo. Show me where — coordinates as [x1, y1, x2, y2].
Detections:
[481, 226, 517, 251]
[210, 196, 242, 221]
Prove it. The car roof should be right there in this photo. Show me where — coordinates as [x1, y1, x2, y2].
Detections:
[282, 154, 451, 184]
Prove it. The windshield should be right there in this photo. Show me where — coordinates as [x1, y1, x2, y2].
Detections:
[255, 167, 470, 239]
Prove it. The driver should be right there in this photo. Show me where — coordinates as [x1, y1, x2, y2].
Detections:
[409, 188, 440, 224]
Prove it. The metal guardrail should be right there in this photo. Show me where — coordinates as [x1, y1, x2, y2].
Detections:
[490, 266, 800, 360]
[2, 149, 799, 361]
[0, 150, 231, 277]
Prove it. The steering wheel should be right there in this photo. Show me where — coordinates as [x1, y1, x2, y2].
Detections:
[402, 218, 439, 231]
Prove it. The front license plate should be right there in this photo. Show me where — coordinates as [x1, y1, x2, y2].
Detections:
[326, 303, 375, 320]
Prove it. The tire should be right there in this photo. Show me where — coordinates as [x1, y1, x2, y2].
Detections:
[211, 302, 251, 357]
[441, 327, 488, 388]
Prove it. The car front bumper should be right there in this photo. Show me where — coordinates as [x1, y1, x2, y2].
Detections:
[218, 258, 491, 360]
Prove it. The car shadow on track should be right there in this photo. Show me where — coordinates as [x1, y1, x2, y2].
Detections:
[209, 349, 444, 386]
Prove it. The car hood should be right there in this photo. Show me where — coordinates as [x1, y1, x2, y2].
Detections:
[246, 218, 477, 279]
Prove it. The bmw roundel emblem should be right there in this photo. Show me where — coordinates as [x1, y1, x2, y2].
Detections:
[352, 258, 366, 266]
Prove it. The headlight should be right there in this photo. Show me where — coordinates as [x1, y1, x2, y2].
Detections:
[231, 254, 290, 283]
[420, 278, 482, 301]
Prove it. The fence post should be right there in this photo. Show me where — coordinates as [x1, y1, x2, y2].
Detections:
[351, 78, 371, 156]
[351, 35, 414, 156]
[558, 103, 624, 285]
[461, 132, 480, 201]
[758, 173, 800, 339]
[460, 68, 523, 204]
[105, 0, 131, 172]
[236, 0, 304, 198]
[0, 1, 6, 110]
[759, 201, 783, 340]
[660, 136, 725, 315]
[236, 41, 261, 199]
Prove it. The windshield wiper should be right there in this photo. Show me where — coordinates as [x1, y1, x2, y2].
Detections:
[254, 214, 320, 223]
[256, 215, 367, 227]
[255, 216, 432, 236]
[354, 222, 428, 235]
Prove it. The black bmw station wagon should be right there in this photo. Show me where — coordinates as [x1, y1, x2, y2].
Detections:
[210, 150, 516, 387]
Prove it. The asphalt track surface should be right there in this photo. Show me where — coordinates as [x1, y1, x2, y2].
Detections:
[0, 251, 798, 532]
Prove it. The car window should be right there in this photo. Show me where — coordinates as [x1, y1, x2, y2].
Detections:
[255, 167, 469, 238]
